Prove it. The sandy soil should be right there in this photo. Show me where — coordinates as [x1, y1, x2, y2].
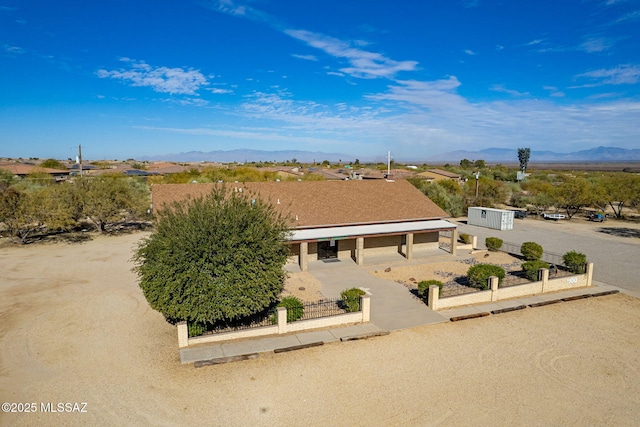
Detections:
[371, 251, 522, 295]
[283, 271, 325, 302]
[1, 232, 639, 426]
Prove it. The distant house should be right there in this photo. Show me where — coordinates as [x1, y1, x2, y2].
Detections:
[0, 163, 70, 181]
[151, 180, 458, 271]
[417, 169, 462, 183]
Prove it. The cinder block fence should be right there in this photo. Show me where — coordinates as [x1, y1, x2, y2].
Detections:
[428, 263, 594, 311]
[178, 295, 370, 348]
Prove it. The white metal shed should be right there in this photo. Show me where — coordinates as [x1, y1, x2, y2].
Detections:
[467, 207, 514, 230]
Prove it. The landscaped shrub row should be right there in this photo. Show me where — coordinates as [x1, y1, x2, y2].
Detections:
[521, 241, 543, 260]
[459, 233, 472, 244]
[467, 264, 506, 290]
[277, 296, 304, 322]
[340, 288, 366, 312]
[417, 280, 443, 301]
[563, 250, 587, 274]
[522, 260, 550, 281]
[485, 237, 503, 251]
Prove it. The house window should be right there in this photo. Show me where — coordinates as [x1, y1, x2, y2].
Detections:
[481, 210, 486, 218]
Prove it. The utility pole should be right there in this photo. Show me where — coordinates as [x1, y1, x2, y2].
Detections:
[78, 144, 83, 176]
[387, 150, 391, 178]
[474, 172, 480, 198]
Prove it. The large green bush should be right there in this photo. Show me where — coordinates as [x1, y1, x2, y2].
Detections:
[133, 186, 290, 327]
[340, 288, 366, 312]
[521, 241, 543, 261]
[485, 237, 503, 252]
[277, 296, 304, 322]
[563, 250, 587, 274]
[522, 260, 550, 281]
[467, 264, 506, 290]
[417, 280, 443, 300]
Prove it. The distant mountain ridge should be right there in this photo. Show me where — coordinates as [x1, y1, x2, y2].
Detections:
[140, 149, 355, 163]
[425, 146, 640, 162]
[139, 146, 640, 163]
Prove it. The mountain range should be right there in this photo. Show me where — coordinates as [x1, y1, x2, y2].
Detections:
[140, 146, 640, 164]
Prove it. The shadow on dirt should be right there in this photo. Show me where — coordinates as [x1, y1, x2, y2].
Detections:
[598, 227, 640, 239]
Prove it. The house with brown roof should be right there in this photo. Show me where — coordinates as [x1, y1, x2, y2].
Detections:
[417, 169, 462, 183]
[0, 163, 70, 180]
[151, 180, 458, 271]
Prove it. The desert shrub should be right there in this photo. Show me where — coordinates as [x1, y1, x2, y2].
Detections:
[417, 280, 443, 300]
[562, 250, 587, 274]
[485, 237, 503, 252]
[277, 296, 304, 322]
[340, 288, 366, 312]
[522, 260, 550, 281]
[521, 241, 543, 261]
[459, 233, 471, 244]
[467, 264, 506, 290]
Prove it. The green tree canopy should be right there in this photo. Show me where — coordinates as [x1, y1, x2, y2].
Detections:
[133, 186, 291, 327]
[40, 158, 66, 170]
[517, 148, 531, 172]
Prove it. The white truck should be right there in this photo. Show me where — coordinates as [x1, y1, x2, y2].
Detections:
[543, 213, 566, 221]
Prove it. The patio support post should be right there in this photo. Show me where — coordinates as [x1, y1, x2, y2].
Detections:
[299, 242, 308, 272]
[586, 263, 594, 287]
[450, 229, 458, 256]
[405, 233, 414, 260]
[356, 237, 364, 266]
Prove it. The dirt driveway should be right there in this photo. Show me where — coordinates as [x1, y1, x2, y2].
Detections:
[1, 232, 640, 426]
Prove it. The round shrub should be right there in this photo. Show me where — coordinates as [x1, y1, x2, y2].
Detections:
[467, 264, 506, 290]
[417, 280, 444, 300]
[485, 237, 503, 252]
[563, 250, 587, 274]
[522, 260, 550, 281]
[277, 296, 304, 322]
[459, 233, 472, 244]
[521, 241, 543, 261]
[340, 288, 366, 312]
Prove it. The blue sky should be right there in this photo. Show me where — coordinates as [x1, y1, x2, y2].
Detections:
[1, 0, 639, 161]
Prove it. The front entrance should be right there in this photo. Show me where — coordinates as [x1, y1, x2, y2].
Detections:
[317, 240, 338, 260]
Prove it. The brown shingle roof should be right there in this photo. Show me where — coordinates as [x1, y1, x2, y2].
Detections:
[0, 164, 69, 175]
[423, 169, 461, 179]
[152, 180, 448, 228]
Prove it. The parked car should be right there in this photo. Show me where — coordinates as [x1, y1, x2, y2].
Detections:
[588, 213, 606, 222]
[511, 210, 526, 219]
[543, 213, 566, 221]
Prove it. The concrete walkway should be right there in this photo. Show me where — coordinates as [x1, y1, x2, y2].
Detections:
[306, 257, 448, 331]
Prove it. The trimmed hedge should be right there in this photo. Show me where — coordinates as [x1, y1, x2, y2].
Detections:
[459, 233, 472, 244]
[417, 280, 443, 300]
[485, 237, 503, 252]
[521, 241, 543, 261]
[340, 288, 366, 312]
[467, 264, 506, 290]
[277, 296, 304, 322]
[563, 250, 587, 274]
[522, 260, 550, 281]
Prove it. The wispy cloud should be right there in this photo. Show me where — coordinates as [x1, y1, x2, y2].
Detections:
[96, 58, 208, 95]
[209, 87, 234, 94]
[579, 37, 615, 52]
[464, 49, 476, 55]
[0, 5, 17, 11]
[490, 84, 529, 97]
[543, 86, 565, 97]
[615, 10, 640, 23]
[577, 64, 640, 85]
[291, 53, 318, 62]
[526, 39, 544, 46]
[2, 44, 24, 54]
[208, 0, 418, 80]
[284, 29, 418, 79]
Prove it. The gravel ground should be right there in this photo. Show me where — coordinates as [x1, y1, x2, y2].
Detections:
[1, 232, 639, 426]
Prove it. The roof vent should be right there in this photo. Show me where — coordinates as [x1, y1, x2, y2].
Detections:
[277, 198, 280, 204]
[295, 215, 299, 221]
